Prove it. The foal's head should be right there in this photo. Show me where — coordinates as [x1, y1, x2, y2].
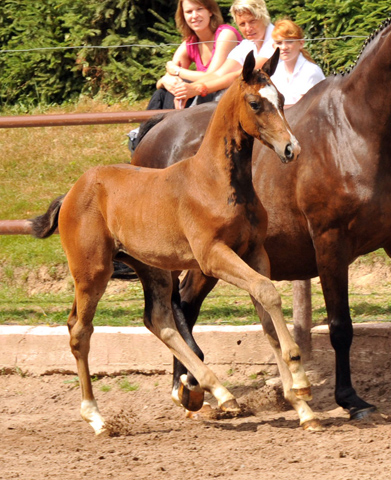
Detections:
[237, 50, 300, 163]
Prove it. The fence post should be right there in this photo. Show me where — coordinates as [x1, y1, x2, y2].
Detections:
[292, 279, 312, 361]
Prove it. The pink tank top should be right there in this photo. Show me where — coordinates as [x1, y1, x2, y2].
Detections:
[186, 24, 242, 72]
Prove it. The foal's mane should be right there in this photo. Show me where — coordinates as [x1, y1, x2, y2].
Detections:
[337, 16, 391, 76]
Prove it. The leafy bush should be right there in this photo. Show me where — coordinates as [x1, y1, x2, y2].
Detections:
[0, 0, 390, 106]
[0, 0, 180, 107]
[267, 0, 391, 74]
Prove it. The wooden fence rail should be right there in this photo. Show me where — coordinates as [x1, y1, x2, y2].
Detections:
[0, 109, 173, 128]
[0, 109, 313, 356]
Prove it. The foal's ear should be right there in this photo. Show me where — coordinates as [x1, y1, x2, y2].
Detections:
[262, 48, 280, 77]
[242, 51, 256, 83]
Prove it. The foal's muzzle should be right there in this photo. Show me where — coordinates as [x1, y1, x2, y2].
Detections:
[283, 143, 295, 163]
[280, 137, 301, 164]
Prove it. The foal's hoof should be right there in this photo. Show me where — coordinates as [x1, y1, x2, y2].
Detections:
[178, 378, 205, 412]
[291, 386, 312, 401]
[349, 405, 377, 421]
[185, 402, 214, 420]
[219, 398, 241, 413]
[301, 418, 324, 432]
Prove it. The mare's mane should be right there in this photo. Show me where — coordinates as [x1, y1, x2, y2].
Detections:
[339, 16, 391, 76]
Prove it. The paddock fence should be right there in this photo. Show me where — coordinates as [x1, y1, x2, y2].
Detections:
[0, 108, 313, 356]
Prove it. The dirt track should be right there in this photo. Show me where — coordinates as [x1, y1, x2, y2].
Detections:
[1, 357, 391, 480]
[2, 262, 391, 479]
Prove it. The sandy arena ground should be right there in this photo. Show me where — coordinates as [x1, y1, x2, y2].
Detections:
[1, 354, 391, 480]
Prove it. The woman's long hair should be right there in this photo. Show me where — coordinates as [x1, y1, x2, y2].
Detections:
[175, 0, 224, 40]
[272, 19, 315, 63]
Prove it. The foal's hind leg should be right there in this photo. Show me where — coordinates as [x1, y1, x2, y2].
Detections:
[62, 218, 115, 434]
[134, 263, 239, 413]
[171, 275, 204, 410]
[171, 270, 218, 407]
[67, 264, 112, 434]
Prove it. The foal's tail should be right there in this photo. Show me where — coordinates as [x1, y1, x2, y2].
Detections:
[30, 194, 66, 239]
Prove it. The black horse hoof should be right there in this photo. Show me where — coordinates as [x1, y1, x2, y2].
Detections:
[349, 405, 377, 420]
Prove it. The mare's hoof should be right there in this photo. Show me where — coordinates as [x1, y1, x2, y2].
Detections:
[301, 419, 324, 432]
[350, 405, 377, 421]
[219, 398, 241, 413]
[291, 386, 312, 401]
[178, 380, 204, 412]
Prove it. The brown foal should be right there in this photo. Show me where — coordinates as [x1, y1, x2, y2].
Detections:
[32, 50, 318, 434]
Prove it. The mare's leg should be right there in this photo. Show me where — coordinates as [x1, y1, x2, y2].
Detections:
[199, 243, 311, 397]
[171, 270, 218, 405]
[134, 262, 239, 412]
[315, 233, 375, 418]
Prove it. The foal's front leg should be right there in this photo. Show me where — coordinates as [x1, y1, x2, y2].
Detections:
[200, 243, 311, 399]
[252, 300, 322, 431]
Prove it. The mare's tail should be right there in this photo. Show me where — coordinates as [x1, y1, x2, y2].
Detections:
[30, 194, 66, 239]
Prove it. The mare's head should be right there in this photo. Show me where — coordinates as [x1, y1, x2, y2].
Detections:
[235, 50, 300, 163]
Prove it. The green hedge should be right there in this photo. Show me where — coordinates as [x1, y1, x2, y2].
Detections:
[0, 0, 390, 108]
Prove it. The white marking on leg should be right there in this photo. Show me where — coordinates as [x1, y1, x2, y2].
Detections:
[213, 385, 237, 408]
[81, 399, 105, 435]
[171, 386, 182, 407]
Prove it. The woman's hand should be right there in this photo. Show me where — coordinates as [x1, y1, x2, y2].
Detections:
[174, 97, 185, 110]
[173, 82, 198, 101]
[157, 74, 182, 95]
[166, 61, 181, 76]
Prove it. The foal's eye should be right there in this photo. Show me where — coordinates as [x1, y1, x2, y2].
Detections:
[249, 101, 261, 111]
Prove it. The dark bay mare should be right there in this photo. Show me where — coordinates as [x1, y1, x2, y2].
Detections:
[132, 18, 391, 421]
[31, 52, 320, 434]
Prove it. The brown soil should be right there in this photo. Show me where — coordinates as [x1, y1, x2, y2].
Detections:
[1, 357, 391, 480]
[1, 259, 391, 478]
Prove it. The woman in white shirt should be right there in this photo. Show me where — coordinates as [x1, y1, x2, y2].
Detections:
[271, 19, 325, 108]
[173, 0, 274, 106]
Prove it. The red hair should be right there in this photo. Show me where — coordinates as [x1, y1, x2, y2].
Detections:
[272, 19, 315, 63]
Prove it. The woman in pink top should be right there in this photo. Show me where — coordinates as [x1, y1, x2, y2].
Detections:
[148, 0, 241, 109]
[128, 0, 241, 152]
[182, 23, 242, 73]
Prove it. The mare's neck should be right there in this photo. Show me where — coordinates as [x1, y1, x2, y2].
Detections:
[343, 24, 391, 132]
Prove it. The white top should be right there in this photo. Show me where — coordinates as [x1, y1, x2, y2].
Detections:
[227, 23, 275, 65]
[271, 52, 325, 105]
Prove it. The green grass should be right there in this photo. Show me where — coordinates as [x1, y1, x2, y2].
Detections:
[100, 384, 112, 392]
[0, 236, 66, 268]
[1, 100, 391, 327]
[1, 263, 391, 326]
[118, 378, 139, 392]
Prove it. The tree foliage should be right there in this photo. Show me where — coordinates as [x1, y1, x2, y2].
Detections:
[267, 0, 391, 73]
[0, 0, 180, 107]
[0, 0, 390, 108]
